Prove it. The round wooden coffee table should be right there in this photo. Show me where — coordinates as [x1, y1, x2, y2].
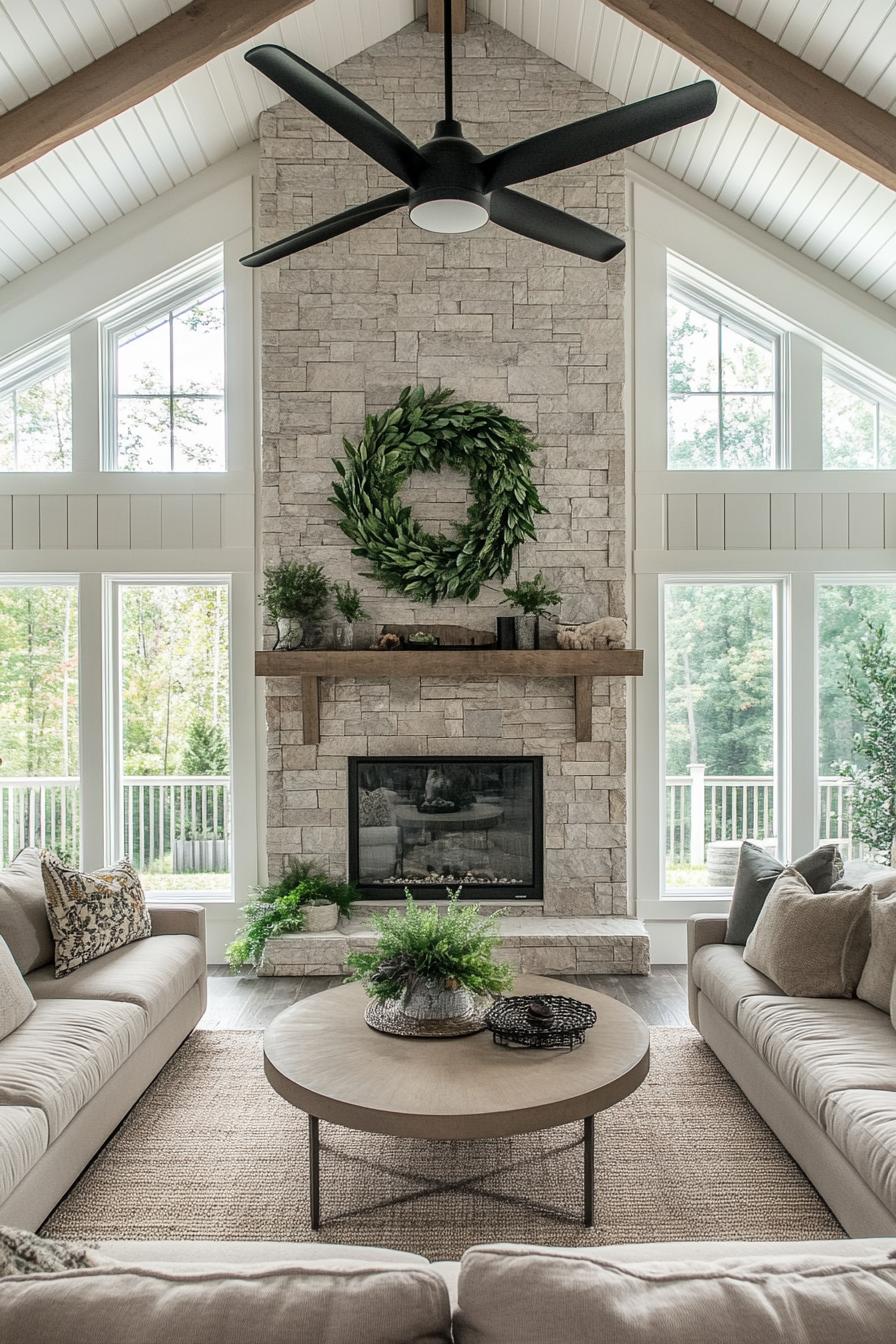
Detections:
[263, 974, 649, 1229]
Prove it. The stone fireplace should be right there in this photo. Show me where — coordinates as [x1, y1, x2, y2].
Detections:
[257, 14, 648, 977]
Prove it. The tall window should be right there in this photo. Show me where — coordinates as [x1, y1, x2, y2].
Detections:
[823, 363, 896, 470]
[667, 279, 779, 470]
[0, 338, 72, 472]
[0, 583, 80, 865]
[102, 252, 225, 472]
[817, 582, 896, 859]
[112, 581, 231, 895]
[664, 581, 779, 890]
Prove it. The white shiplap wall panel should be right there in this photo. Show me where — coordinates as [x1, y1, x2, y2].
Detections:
[0, 495, 11, 548]
[0, 0, 894, 313]
[12, 495, 39, 548]
[39, 495, 67, 548]
[67, 496, 99, 549]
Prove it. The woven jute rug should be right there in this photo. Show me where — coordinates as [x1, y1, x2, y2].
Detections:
[43, 1027, 841, 1259]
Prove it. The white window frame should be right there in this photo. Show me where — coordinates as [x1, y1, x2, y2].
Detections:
[813, 574, 896, 852]
[635, 572, 789, 912]
[0, 336, 72, 473]
[822, 358, 896, 471]
[667, 266, 785, 472]
[100, 249, 226, 474]
[0, 573, 82, 863]
[103, 573, 237, 904]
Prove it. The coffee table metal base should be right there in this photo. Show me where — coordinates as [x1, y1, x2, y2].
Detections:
[306, 1112, 596, 1231]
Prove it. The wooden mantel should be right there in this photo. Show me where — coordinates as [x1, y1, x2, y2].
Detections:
[255, 648, 644, 745]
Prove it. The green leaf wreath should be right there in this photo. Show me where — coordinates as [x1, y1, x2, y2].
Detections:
[329, 385, 547, 604]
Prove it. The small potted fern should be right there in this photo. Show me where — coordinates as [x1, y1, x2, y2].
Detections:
[500, 572, 561, 650]
[347, 891, 513, 1024]
[261, 561, 330, 650]
[331, 581, 368, 650]
[227, 862, 361, 972]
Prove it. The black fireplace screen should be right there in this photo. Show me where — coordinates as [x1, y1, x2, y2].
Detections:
[348, 756, 543, 901]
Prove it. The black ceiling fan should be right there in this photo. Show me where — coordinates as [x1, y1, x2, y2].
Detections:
[239, 1, 717, 269]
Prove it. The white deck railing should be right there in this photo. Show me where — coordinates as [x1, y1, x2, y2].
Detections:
[0, 776, 230, 872]
[666, 770, 856, 865]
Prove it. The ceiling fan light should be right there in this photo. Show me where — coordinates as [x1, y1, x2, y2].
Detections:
[409, 190, 489, 234]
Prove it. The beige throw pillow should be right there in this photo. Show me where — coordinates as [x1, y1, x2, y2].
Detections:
[40, 853, 152, 978]
[0, 935, 35, 1040]
[743, 867, 872, 997]
[856, 892, 896, 1014]
[0, 847, 55, 974]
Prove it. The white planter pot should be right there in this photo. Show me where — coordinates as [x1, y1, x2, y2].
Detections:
[302, 902, 339, 933]
[275, 616, 304, 650]
[400, 975, 474, 1021]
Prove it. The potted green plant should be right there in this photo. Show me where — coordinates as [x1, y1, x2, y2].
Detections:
[407, 630, 440, 649]
[227, 862, 361, 971]
[500, 572, 561, 650]
[331, 581, 368, 650]
[261, 561, 330, 650]
[346, 891, 513, 1022]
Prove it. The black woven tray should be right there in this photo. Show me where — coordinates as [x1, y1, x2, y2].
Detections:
[484, 994, 597, 1050]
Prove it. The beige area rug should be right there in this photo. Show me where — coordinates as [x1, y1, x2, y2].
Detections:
[44, 1027, 841, 1259]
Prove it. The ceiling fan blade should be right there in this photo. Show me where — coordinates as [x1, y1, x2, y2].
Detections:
[490, 189, 624, 263]
[239, 190, 410, 268]
[482, 81, 718, 191]
[246, 44, 425, 187]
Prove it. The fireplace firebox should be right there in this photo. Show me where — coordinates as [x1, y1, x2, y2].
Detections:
[348, 756, 543, 901]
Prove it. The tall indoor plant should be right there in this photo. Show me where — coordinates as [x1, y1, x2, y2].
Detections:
[347, 891, 513, 1021]
[261, 561, 330, 650]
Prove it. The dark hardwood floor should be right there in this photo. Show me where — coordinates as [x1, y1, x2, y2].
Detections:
[200, 965, 690, 1030]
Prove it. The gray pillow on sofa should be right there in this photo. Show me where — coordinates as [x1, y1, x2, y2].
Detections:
[0, 847, 54, 974]
[856, 892, 896, 1013]
[743, 868, 872, 998]
[0, 937, 35, 1041]
[725, 841, 843, 945]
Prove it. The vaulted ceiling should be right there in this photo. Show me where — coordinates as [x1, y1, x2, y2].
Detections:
[0, 0, 894, 307]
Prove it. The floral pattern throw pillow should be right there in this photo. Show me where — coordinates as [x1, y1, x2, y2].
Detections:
[40, 852, 152, 978]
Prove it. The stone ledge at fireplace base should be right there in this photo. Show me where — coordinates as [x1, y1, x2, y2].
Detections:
[257, 917, 649, 978]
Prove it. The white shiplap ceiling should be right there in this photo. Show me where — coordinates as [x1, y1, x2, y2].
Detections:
[0, 0, 894, 307]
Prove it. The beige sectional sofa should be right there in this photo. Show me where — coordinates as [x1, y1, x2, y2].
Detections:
[0, 849, 206, 1231]
[688, 885, 896, 1237]
[3, 1236, 896, 1343]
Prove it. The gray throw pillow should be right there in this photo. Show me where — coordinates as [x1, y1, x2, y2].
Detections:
[0, 936, 35, 1041]
[725, 841, 843, 945]
[0, 847, 55, 974]
[743, 868, 872, 998]
[856, 892, 896, 1013]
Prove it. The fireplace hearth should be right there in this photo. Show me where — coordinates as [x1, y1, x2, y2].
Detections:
[348, 757, 544, 901]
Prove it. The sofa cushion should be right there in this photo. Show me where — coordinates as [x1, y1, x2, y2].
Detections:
[738, 995, 896, 1129]
[0, 937, 35, 1041]
[743, 868, 872, 997]
[839, 860, 896, 898]
[0, 849, 53, 975]
[690, 944, 784, 1026]
[96, 1241, 429, 1266]
[726, 841, 843, 945]
[453, 1243, 896, 1344]
[0, 1261, 453, 1344]
[0, 1107, 49, 1206]
[27, 935, 204, 1032]
[0, 1000, 146, 1141]
[825, 1090, 896, 1217]
[857, 893, 896, 1014]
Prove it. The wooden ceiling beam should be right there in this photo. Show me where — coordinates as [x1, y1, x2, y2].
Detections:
[597, 0, 896, 192]
[0, 0, 314, 180]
